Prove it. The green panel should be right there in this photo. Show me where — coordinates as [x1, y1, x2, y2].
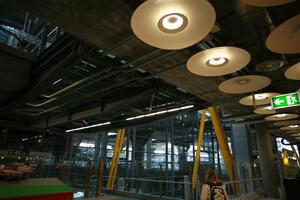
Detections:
[0, 184, 72, 198]
[272, 92, 300, 109]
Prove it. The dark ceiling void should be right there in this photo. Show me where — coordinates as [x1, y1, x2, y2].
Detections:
[0, 0, 299, 142]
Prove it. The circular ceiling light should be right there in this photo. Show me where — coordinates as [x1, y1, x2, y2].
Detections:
[239, 93, 280, 106]
[285, 62, 300, 80]
[218, 75, 271, 94]
[241, 0, 295, 7]
[131, 0, 216, 49]
[280, 125, 300, 131]
[266, 14, 300, 54]
[158, 13, 188, 33]
[254, 105, 276, 115]
[287, 130, 300, 134]
[255, 60, 286, 72]
[291, 133, 300, 137]
[187, 47, 250, 76]
[207, 57, 228, 67]
[265, 113, 299, 121]
[274, 120, 300, 126]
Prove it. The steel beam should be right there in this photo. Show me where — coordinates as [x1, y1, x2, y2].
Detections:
[33, 87, 160, 128]
[0, 34, 86, 112]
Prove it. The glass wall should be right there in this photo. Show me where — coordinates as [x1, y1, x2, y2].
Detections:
[55, 110, 232, 199]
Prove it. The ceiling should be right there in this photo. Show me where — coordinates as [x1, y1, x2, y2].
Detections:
[0, 0, 299, 142]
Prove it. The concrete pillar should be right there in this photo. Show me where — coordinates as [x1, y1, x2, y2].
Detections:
[231, 124, 252, 179]
[255, 123, 280, 198]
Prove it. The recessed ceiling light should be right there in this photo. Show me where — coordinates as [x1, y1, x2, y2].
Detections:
[265, 106, 273, 110]
[255, 95, 267, 100]
[158, 13, 187, 33]
[289, 125, 299, 128]
[206, 57, 229, 67]
[237, 79, 250, 85]
[277, 114, 287, 118]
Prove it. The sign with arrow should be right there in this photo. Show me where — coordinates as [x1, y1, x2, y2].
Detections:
[271, 92, 300, 109]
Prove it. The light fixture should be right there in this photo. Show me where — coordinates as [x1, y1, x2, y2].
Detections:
[187, 47, 250, 76]
[240, 93, 282, 106]
[240, 79, 250, 85]
[126, 105, 194, 121]
[131, 0, 216, 49]
[274, 120, 300, 127]
[241, 0, 295, 7]
[52, 78, 62, 85]
[66, 121, 111, 133]
[277, 114, 287, 118]
[79, 142, 95, 148]
[158, 13, 187, 33]
[108, 132, 117, 136]
[254, 105, 276, 115]
[285, 62, 300, 80]
[265, 106, 273, 110]
[255, 95, 267, 100]
[281, 125, 300, 131]
[266, 14, 300, 54]
[265, 113, 299, 121]
[207, 57, 228, 67]
[219, 75, 271, 94]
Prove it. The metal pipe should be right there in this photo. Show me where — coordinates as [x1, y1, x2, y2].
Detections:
[28, 49, 177, 110]
[26, 97, 57, 107]
[39, 48, 163, 99]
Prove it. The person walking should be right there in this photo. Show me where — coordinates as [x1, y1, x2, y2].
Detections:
[200, 169, 229, 200]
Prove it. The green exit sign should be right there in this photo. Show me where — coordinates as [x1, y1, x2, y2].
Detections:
[271, 92, 300, 109]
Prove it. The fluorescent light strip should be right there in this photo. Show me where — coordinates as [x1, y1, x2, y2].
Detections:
[126, 105, 194, 121]
[52, 78, 62, 85]
[66, 121, 111, 133]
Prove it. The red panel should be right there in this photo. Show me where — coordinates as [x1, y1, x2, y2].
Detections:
[7, 192, 73, 200]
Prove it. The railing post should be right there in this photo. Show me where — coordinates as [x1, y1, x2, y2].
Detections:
[96, 159, 105, 197]
[84, 159, 93, 198]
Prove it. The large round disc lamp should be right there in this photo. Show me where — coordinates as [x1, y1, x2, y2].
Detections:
[291, 133, 300, 137]
[254, 105, 276, 115]
[280, 125, 300, 131]
[131, 0, 216, 49]
[241, 0, 295, 7]
[285, 62, 300, 80]
[239, 93, 280, 106]
[274, 120, 300, 127]
[186, 47, 250, 76]
[265, 113, 299, 121]
[218, 75, 271, 94]
[266, 14, 300, 54]
[287, 130, 300, 134]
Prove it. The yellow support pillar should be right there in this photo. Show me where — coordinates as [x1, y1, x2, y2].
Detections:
[192, 110, 206, 190]
[106, 128, 125, 189]
[290, 145, 300, 166]
[110, 128, 125, 188]
[208, 106, 234, 181]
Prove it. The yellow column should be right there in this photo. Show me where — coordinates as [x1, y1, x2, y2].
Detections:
[291, 145, 300, 166]
[106, 128, 125, 189]
[192, 110, 206, 190]
[208, 106, 234, 181]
